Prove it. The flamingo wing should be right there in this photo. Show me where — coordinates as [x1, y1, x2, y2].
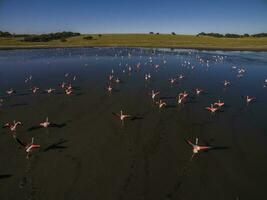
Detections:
[186, 139, 194, 147]
[31, 144, 41, 149]
[2, 123, 10, 128]
[199, 146, 212, 150]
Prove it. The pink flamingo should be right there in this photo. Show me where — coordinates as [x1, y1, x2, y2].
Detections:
[16, 137, 40, 158]
[214, 100, 225, 107]
[246, 96, 255, 104]
[115, 110, 131, 125]
[107, 85, 112, 93]
[205, 104, 218, 113]
[156, 100, 167, 108]
[186, 138, 211, 159]
[195, 88, 203, 95]
[150, 90, 160, 101]
[46, 88, 55, 94]
[40, 117, 50, 128]
[6, 88, 15, 95]
[3, 120, 22, 132]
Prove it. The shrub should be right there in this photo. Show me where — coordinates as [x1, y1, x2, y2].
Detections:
[84, 36, 93, 40]
[24, 32, 80, 42]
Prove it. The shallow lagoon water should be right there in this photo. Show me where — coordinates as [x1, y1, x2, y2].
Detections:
[0, 47, 267, 200]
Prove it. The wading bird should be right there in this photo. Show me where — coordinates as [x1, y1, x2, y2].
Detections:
[31, 86, 39, 94]
[186, 138, 211, 160]
[65, 88, 72, 95]
[3, 120, 22, 132]
[205, 104, 218, 113]
[40, 117, 50, 128]
[150, 90, 160, 101]
[60, 82, 66, 89]
[114, 110, 131, 125]
[107, 85, 112, 93]
[223, 80, 230, 87]
[214, 100, 225, 107]
[195, 88, 203, 95]
[170, 78, 176, 84]
[177, 91, 188, 104]
[46, 88, 55, 94]
[156, 100, 167, 108]
[6, 88, 15, 95]
[16, 137, 40, 158]
[246, 96, 255, 104]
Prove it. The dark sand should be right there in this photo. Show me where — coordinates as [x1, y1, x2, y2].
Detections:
[0, 48, 267, 200]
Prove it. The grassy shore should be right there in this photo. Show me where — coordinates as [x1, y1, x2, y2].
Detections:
[1, 34, 267, 51]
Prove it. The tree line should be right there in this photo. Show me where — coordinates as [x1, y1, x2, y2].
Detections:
[23, 32, 81, 42]
[197, 32, 267, 38]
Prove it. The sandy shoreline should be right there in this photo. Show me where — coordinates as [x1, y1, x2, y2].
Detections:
[1, 45, 267, 52]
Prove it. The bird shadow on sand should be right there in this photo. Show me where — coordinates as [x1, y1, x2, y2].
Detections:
[165, 105, 176, 109]
[73, 86, 81, 90]
[17, 92, 31, 96]
[75, 92, 84, 96]
[112, 89, 120, 93]
[0, 174, 12, 180]
[43, 140, 68, 152]
[28, 123, 67, 131]
[160, 96, 176, 100]
[131, 115, 144, 121]
[9, 102, 29, 107]
[200, 146, 230, 155]
[202, 140, 230, 152]
[184, 97, 197, 104]
[56, 92, 64, 95]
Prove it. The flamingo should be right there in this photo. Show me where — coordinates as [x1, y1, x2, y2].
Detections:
[60, 82, 66, 89]
[65, 88, 72, 95]
[115, 78, 120, 83]
[40, 117, 50, 128]
[66, 84, 72, 90]
[3, 120, 22, 132]
[186, 138, 212, 159]
[246, 96, 255, 104]
[177, 91, 188, 104]
[223, 80, 230, 87]
[109, 74, 114, 81]
[107, 85, 112, 93]
[16, 137, 40, 158]
[150, 90, 160, 100]
[31, 86, 39, 94]
[114, 110, 131, 125]
[214, 100, 225, 107]
[24, 75, 32, 83]
[156, 100, 167, 108]
[46, 88, 55, 94]
[170, 78, 176, 84]
[145, 74, 151, 81]
[178, 74, 184, 80]
[6, 88, 15, 95]
[195, 88, 203, 95]
[205, 104, 218, 113]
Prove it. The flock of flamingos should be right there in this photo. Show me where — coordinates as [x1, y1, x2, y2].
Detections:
[1, 49, 265, 160]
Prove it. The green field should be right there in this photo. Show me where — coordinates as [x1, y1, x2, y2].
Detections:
[1, 34, 267, 51]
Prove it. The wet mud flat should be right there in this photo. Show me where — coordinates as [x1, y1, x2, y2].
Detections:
[0, 48, 267, 199]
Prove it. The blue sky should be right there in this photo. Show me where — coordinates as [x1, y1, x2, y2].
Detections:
[0, 0, 267, 34]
